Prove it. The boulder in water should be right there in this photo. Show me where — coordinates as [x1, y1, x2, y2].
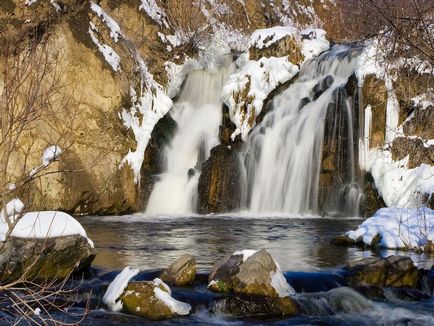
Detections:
[120, 279, 191, 320]
[209, 249, 295, 298]
[160, 254, 196, 286]
[233, 249, 292, 297]
[0, 234, 96, 283]
[212, 295, 298, 317]
[208, 251, 245, 292]
[346, 256, 419, 288]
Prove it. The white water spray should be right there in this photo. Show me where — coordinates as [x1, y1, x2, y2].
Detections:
[146, 56, 234, 215]
[240, 46, 360, 215]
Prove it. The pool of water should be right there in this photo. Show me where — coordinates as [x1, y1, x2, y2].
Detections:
[6, 215, 432, 325]
[80, 214, 434, 272]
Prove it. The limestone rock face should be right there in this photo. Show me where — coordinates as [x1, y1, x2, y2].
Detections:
[361, 75, 387, 149]
[160, 254, 196, 286]
[0, 235, 96, 284]
[198, 145, 242, 214]
[403, 105, 434, 139]
[346, 256, 419, 288]
[391, 137, 434, 169]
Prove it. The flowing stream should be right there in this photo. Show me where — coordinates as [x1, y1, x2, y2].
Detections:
[146, 56, 235, 215]
[240, 46, 362, 215]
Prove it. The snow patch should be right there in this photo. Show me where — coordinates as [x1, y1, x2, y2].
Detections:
[89, 25, 121, 72]
[0, 199, 24, 225]
[233, 249, 257, 262]
[153, 286, 191, 315]
[139, 0, 168, 28]
[301, 29, 330, 62]
[0, 206, 94, 246]
[368, 149, 434, 208]
[222, 55, 299, 141]
[347, 207, 434, 250]
[42, 145, 62, 166]
[90, 2, 123, 42]
[249, 26, 298, 49]
[103, 266, 139, 312]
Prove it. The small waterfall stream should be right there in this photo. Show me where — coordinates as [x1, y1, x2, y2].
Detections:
[239, 46, 361, 215]
[146, 56, 235, 215]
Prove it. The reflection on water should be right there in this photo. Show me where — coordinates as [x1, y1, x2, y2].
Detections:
[79, 215, 434, 271]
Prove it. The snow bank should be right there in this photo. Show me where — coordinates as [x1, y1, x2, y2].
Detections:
[222, 55, 299, 141]
[347, 207, 434, 250]
[368, 149, 434, 208]
[42, 145, 62, 166]
[249, 26, 298, 49]
[103, 266, 139, 312]
[301, 28, 330, 62]
[154, 285, 191, 315]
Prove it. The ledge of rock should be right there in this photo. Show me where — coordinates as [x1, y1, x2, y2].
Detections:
[0, 234, 96, 283]
[160, 254, 196, 286]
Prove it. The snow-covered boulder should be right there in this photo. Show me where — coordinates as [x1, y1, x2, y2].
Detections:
[103, 268, 191, 320]
[209, 249, 298, 317]
[160, 254, 196, 286]
[0, 209, 96, 283]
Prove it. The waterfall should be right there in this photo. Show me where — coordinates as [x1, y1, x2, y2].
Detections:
[145, 56, 235, 215]
[239, 45, 361, 215]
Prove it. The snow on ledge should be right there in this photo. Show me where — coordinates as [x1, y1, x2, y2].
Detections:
[249, 26, 298, 50]
[90, 2, 123, 43]
[368, 149, 434, 208]
[103, 266, 139, 312]
[301, 28, 330, 62]
[153, 280, 191, 315]
[347, 207, 434, 250]
[222, 55, 299, 141]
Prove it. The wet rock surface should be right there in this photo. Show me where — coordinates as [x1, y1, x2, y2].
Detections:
[0, 235, 96, 283]
[120, 281, 176, 320]
[346, 256, 419, 288]
[160, 254, 196, 286]
[198, 144, 242, 214]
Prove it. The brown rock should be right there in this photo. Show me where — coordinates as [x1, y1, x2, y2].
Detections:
[160, 254, 196, 286]
[233, 249, 281, 298]
[346, 255, 419, 288]
[198, 144, 242, 214]
[0, 235, 96, 284]
[208, 252, 245, 292]
[212, 296, 298, 317]
[403, 105, 434, 139]
[391, 137, 434, 169]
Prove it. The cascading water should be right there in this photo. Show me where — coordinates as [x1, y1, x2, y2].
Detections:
[239, 45, 362, 215]
[145, 56, 234, 215]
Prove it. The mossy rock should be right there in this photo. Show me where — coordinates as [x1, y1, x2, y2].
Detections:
[208, 253, 245, 292]
[346, 256, 419, 288]
[212, 295, 299, 317]
[0, 235, 96, 284]
[160, 254, 196, 286]
[121, 281, 175, 320]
